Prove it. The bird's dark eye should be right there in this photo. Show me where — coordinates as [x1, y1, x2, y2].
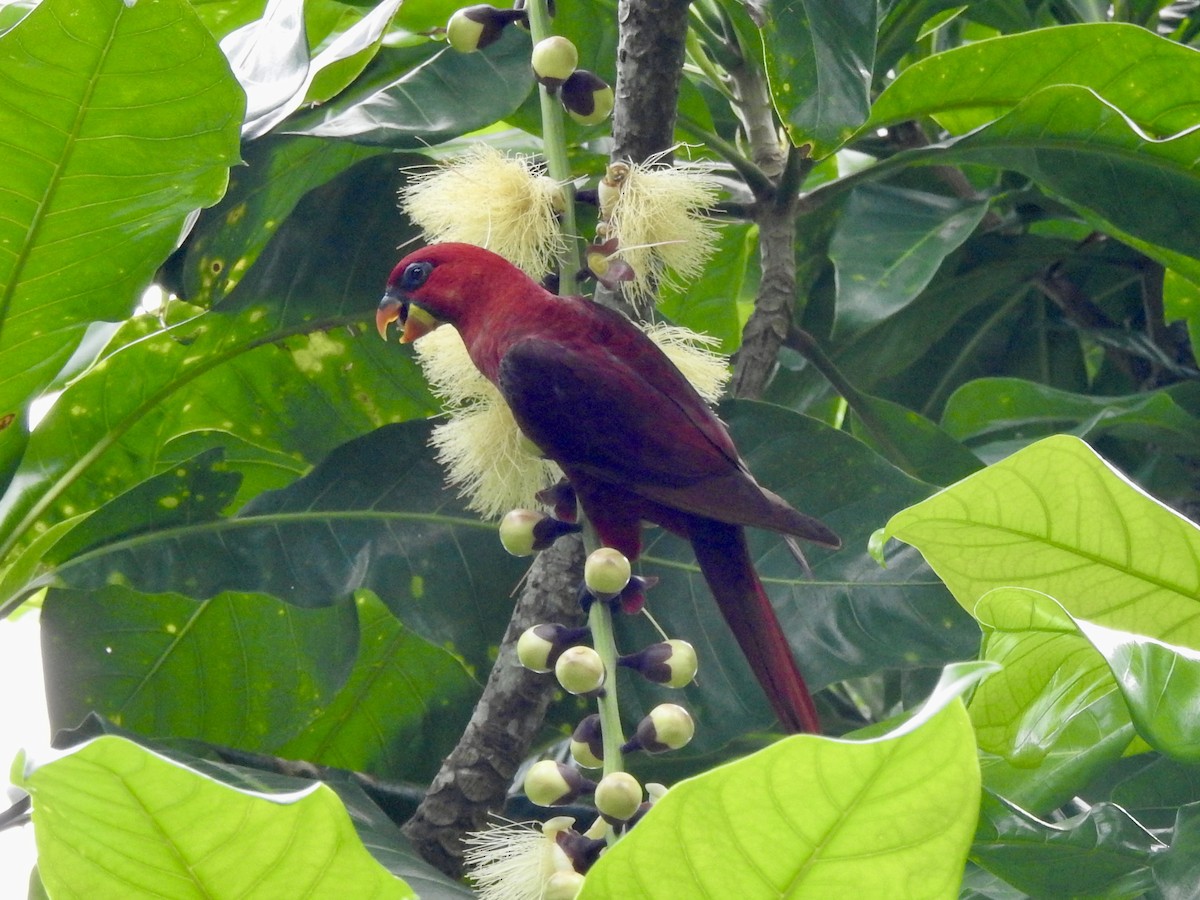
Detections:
[401, 261, 434, 291]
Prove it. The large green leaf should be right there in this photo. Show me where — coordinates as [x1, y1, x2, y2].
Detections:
[0, 153, 432, 613]
[180, 136, 394, 303]
[580, 662, 989, 898]
[278, 590, 480, 780]
[759, 0, 877, 155]
[50, 420, 525, 672]
[935, 85, 1200, 265]
[829, 184, 988, 338]
[0, 0, 244, 461]
[972, 791, 1164, 898]
[15, 735, 414, 898]
[868, 22, 1200, 137]
[883, 434, 1200, 647]
[285, 25, 534, 146]
[40, 586, 359, 750]
[942, 378, 1200, 458]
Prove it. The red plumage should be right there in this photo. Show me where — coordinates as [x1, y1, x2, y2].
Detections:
[378, 243, 840, 733]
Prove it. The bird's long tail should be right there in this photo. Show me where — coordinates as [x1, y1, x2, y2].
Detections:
[689, 519, 820, 734]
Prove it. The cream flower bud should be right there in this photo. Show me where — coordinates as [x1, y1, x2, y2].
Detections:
[555, 645, 606, 695]
[531, 36, 578, 88]
[618, 638, 698, 687]
[569, 714, 605, 768]
[594, 771, 642, 822]
[627, 703, 695, 753]
[584, 547, 631, 600]
[525, 760, 591, 807]
[446, 5, 524, 52]
[500, 508, 545, 557]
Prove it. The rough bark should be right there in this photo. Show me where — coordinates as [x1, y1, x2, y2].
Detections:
[731, 197, 797, 398]
[401, 534, 586, 877]
[611, 0, 691, 163]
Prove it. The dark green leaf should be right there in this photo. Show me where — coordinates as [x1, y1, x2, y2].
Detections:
[931, 86, 1200, 264]
[624, 401, 978, 745]
[972, 791, 1164, 898]
[830, 184, 988, 338]
[848, 391, 984, 485]
[51, 421, 525, 672]
[182, 136, 392, 304]
[278, 590, 479, 780]
[760, 0, 877, 156]
[41, 586, 359, 751]
[285, 26, 534, 146]
[869, 22, 1200, 137]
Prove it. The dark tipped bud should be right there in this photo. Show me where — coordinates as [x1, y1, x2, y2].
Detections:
[570, 714, 605, 768]
[618, 638, 697, 687]
[446, 5, 526, 52]
[517, 623, 590, 673]
[531, 36, 578, 89]
[623, 703, 695, 754]
[555, 645, 606, 695]
[584, 547, 631, 600]
[560, 70, 614, 125]
[594, 771, 642, 822]
[499, 508, 545, 557]
[524, 760, 593, 807]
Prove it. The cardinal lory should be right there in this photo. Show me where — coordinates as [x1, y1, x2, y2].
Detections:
[377, 242, 840, 733]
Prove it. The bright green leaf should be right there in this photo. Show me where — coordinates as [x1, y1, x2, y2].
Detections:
[868, 22, 1200, 136]
[0, 0, 244, 463]
[1164, 269, 1200, 361]
[16, 735, 413, 898]
[580, 662, 990, 898]
[883, 435, 1200, 647]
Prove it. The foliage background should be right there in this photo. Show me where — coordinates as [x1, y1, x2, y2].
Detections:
[2, 0, 1200, 896]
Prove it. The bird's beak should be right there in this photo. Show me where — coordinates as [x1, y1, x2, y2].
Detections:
[376, 292, 439, 344]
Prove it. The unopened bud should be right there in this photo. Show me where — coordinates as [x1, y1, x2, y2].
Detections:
[524, 760, 591, 807]
[618, 639, 697, 687]
[561, 70, 614, 125]
[531, 36, 578, 88]
[446, 5, 525, 52]
[569, 714, 604, 768]
[555, 645, 606, 695]
[517, 623, 589, 673]
[594, 771, 642, 822]
[625, 703, 695, 754]
[500, 508, 545, 556]
[584, 547, 631, 600]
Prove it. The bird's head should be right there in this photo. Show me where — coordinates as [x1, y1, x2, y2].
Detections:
[377, 242, 531, 343]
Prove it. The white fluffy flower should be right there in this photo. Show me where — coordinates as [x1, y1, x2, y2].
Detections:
[400, 146, 567, 279]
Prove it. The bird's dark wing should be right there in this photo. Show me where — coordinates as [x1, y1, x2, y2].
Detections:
[497, 332, 836, 545]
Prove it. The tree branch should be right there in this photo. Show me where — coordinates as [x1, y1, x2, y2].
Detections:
[611, 0, 692, 163]
[401, 534, 586, 877]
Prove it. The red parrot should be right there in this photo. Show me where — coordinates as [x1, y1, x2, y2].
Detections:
[377, 243, 840, 733]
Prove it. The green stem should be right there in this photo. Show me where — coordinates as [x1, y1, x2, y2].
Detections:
[526, 0, 580, 295]
[580, 522, 626, 784]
